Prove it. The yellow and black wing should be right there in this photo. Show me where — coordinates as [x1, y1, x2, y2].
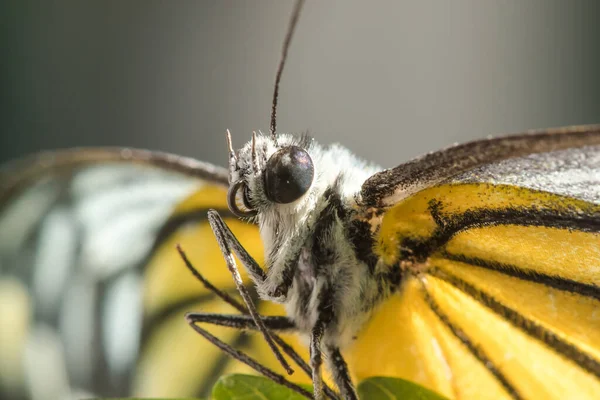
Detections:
[346, 125, 600, 400]
[0, 148, 309, 400]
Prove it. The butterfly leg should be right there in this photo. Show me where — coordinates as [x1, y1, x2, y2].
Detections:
[309, 288, 358, 400]
[206, 210, 294, 374]
[208, 209, 267, 285]
[325, 347, 358, 400]
[186, 312, 295, 331]
[185, 313, 313, 399]
[178, 244, 340, 400]
[310, 288, 338, 400]
[207, 209, 295, 301]
[310, 319, 325, 400]
[187, 314, 340, 400]
[186, 310, 340, 400]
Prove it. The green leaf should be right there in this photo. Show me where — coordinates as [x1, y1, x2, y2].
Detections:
[212, 374, 312, 400]
[210, 374, 448, 400]
[357, 377, 449, 400]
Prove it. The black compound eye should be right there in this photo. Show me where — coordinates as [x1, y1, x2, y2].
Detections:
[264, 146, 314, 204]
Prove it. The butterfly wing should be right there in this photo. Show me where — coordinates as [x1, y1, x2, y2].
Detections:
[347, 125, 600, 399]
[0, 148, 306, 400]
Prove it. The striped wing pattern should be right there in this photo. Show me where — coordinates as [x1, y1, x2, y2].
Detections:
[0, 152, 243, 399]
[0, 150, 310, 400]
[349, 145, 600, 399]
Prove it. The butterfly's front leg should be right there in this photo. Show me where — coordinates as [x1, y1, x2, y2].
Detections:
[210, 207, 299, 302]
[207, 210, 294, 375]
[207, 209, 267, 286]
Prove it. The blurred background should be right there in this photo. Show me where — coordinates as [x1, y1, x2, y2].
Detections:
[2, 0, 599, 169]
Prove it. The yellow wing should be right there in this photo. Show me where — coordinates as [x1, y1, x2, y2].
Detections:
[347, 138, 600, 399]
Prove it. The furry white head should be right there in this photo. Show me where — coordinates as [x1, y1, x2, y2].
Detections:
[226, 130, 382, 347]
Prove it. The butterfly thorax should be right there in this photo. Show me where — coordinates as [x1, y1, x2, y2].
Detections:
[231, 132, 389, 347]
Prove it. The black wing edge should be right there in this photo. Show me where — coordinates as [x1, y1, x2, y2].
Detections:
[0, 147, 229, 210]
[360, 124, 600, 209]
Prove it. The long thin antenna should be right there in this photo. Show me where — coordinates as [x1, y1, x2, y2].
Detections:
[270, 0, 306, 138]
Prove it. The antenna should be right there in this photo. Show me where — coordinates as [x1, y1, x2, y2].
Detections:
[270, 0, 306, 138]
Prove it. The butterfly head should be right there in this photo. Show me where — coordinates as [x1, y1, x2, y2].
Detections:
[225, 130, 317, 221]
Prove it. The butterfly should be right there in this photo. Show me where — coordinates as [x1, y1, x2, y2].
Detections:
[1, 0, 599, 399]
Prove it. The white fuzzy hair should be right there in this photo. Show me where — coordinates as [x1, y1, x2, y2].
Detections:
[230, 131, 383, 347]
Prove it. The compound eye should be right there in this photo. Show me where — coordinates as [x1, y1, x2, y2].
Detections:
[264, 146, 314, 204]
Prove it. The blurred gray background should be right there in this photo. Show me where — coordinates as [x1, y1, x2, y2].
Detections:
[1, 0, 599, 170]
